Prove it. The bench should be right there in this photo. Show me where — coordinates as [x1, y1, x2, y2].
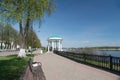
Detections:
[18, 58, 46, 80]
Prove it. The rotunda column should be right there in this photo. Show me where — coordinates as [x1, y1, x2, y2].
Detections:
[52, 41, 54, 51]
[58, 40, 60, 51]
[55, 41, 57, 50]
[47, 41, 50, 52]
[60, 40, 62, 51]
[53, 41, 56, 51]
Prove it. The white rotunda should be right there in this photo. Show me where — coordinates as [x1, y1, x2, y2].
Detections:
[47, 35, 63, 52]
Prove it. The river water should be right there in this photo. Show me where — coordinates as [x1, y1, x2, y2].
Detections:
[64, 49, 120, 57]
[96, 50, 120, 57]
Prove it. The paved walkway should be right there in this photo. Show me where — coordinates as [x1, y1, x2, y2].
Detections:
[34, 52, 120, 80]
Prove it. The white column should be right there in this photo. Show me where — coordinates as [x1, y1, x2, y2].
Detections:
[57, 41, 58, 51]
[58, 40, 60, 51]
[59, 40, 61, 51]
[60, 40, 62, 51]
[52, 41, 54, 51]
[47, 41, 50, 52]
[55, 41, 57, 50]
[53, 41, 55, 51]
[55, 41, 56, 50]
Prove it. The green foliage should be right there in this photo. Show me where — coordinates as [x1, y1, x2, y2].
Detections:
[0, 23, 4, 40]
[0, 23, 20, 45]
[0, 23, 41, 48]
[92, 46, 120, 50]
[79, 48, 96, 54]
[42, 47, 47, 53]
[25, 28, 41, 48]
[4, 24, 19, 43]
[0, 0, 56, 48]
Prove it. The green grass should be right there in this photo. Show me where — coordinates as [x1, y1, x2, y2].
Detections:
[0, 55, 33, 80]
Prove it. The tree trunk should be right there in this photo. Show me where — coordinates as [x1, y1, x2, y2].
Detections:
[19, 3, 31, 49]
[21, 35, 25, 48]
[4, 42, 6, 49]
[18, 0, 26, 49]
[24, 10, 31, 49]
[19, 19, 26, 49]
[18, 20, 26, 58]
[0, 42, 2, 49]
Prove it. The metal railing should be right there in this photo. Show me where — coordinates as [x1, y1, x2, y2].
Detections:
[54, 51, 120, 74]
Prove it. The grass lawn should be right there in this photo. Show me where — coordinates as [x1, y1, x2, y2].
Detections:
[0, 55, 33, 80]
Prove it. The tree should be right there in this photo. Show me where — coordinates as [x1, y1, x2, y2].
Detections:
[0, 23, 4, 49]
[0, 23, 3, 40]
[0, 0, 55, 48]
[3, 24, 20, 49]
[25, 28, 41, 48]
[0, 23, 20, 49]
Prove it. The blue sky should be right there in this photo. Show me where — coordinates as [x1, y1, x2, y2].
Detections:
[13, 0, 120, 48]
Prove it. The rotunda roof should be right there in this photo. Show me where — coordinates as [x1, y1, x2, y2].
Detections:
[48, 35, 62, 40]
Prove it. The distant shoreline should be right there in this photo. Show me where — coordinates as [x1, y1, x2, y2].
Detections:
[97, 49, 120, 51]
[80, 46, 120, 51]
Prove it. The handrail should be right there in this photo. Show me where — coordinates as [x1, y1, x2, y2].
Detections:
[54, 51, 120, 75]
